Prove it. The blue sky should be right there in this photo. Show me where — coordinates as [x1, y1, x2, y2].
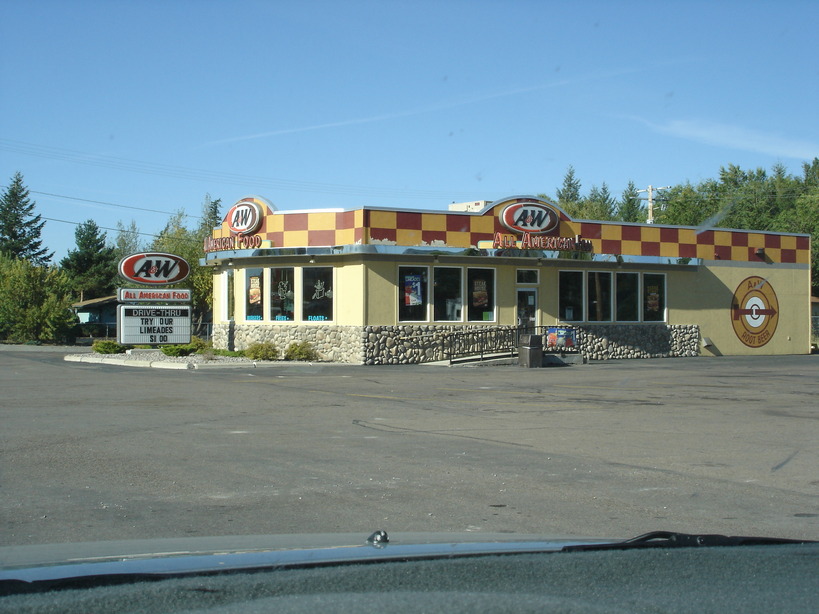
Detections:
[2, 0, 817, 261]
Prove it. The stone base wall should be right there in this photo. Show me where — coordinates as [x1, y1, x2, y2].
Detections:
[576, 324, 699, 360]
[213, 323, 364, 363]
[213, 322, 700, 364]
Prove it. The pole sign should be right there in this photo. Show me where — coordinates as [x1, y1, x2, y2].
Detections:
[118, 305, 192, 345]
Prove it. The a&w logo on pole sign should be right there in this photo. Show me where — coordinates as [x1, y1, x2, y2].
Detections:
[118, 253, 191, 285]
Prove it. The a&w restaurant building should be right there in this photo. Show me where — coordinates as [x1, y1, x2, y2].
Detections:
[202, 195, 812, 364]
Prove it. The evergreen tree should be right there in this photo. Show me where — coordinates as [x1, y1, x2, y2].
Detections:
[60, 220, 118, 301]
[581, 183, 616, 221]
[113, 220, 143, 261]
[556, 166, 582, 215]
[0, 172, 53, 265]
[617, 180, 644, 223]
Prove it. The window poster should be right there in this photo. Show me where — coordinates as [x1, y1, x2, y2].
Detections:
[248, 276, 261, 306]
[472, 278, 488, 307]
[404, 274, 423, 306]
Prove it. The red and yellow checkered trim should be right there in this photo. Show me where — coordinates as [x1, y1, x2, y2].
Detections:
[209, 200, 810, 265]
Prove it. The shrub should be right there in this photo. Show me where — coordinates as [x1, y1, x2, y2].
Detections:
[161, 344, 195, 357]
[244, 342, 279, 361]
[92, 340, 129, 354]
[284, 341, 319, 361]
[188, 336, 210, 351]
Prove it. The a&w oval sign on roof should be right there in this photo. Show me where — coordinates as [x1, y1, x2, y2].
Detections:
[119, 253, 190, 285]
[499, 200, 560, 235]
[225, 198, 264, 235]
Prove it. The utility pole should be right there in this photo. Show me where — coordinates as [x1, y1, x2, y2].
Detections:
[637, 185, 670, 224]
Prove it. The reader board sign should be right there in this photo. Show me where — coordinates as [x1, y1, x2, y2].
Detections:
[118, 305, 192, 345]
[118, 288, 192, 303]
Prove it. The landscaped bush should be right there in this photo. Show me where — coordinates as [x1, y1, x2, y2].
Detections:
[160, 344, 196, 357]
[244, 342, 279, 361]
[92, 340, 129, 354]
[284, 341, 319, 361]
[188, 336, 209, 351]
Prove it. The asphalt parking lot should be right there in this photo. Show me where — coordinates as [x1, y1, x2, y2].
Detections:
[1, 347, 817, 547]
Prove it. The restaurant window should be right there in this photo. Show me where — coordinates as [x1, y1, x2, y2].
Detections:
[270, 267, 295, 321]
[245, 268, 263, 321]
[467, 268, 495, 322]
[302, 267, 333, 321]
[643, 273, 666, 322]
[559, 271, 583, 321]
[516, 269, 538, 284]
[587, 272, 612, 322]
[433, 267, 462, 321]
[615, 272, 640, 322]
[398, 266, 428, 322]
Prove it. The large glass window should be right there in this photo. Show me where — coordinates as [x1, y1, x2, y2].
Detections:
[270, 267, 295, 321]
[433, 267, 462, 321]
[559, 271, 583, 321]
[516, 269, 538, 284]
[467, 268, 495, 322]
[616, 272, 640, 322]
[302, 267, 333, 321]
[245, 268, 263, 321]
[399, 266, 428, 322]
[643, 274, 666, 321]
[587, 272, 612, 321]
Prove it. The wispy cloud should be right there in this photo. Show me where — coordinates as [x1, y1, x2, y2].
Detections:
[206, 68, 644, 147]
[633, 117, 818, 160]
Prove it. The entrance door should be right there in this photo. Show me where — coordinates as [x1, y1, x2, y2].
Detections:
[517, 289, 537, 330]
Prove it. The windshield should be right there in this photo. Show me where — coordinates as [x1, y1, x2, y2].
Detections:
[1, 0, 817, 560]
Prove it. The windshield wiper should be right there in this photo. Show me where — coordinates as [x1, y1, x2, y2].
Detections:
[562, 531, 818, 552]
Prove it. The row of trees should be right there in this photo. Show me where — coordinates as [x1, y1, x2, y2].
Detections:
[546, 160, 819, 294]
[0, 171, 221, 342]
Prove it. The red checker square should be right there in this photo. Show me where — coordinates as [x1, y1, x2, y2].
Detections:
[309, 229, 336, 246]
[731, 233, 748, 247]
[764, 234, 781, 248]
[422, 230, 447, 244]
[268, 231, 284, 247]
[397, 211, 422, 230]
[622, 226, 642, 241]
[470, 231, 493, 246]
[580, 223, 602, 239]
[371, 228, 396, 242]
[678, 243, 697, 259]
[659, 227, 678, 243]
[446, 216, 470, 232]
[696, 230, 715, 245]
[642, 242, 661, 257]
[601, 239, 622, 254]
[780, 249, 796, 263]
[796, 236, 809, 250]
[336, 211, 356, 228]
[284, 213, 309, 231]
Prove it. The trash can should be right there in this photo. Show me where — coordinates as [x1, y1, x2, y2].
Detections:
[519, 334, 543, 368]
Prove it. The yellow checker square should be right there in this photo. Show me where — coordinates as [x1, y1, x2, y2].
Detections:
[469, 216, 495, 234]
[779, 235, 797, 250]
[641, 226, 660, 242]
[370, 210, 397, 229]
[421, 214, 447, 232]
[620, 240, 642, 256]
[731, 246, 749, 261]
[677, 229, 697, 245]
[713, 231, 732, 246]
[747, 233, 765, 249]
[335, 228, 356, 245]
[396, 229, 422, 245]
[280, 230, 308, 247]
[307, 212, 338, 231]
[446, 231, 471, 248]
[601, 225, 624, 240]
[660, 242, 679, 258]
[796, 250, 809, 264]
[697, 244, 715, 260]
